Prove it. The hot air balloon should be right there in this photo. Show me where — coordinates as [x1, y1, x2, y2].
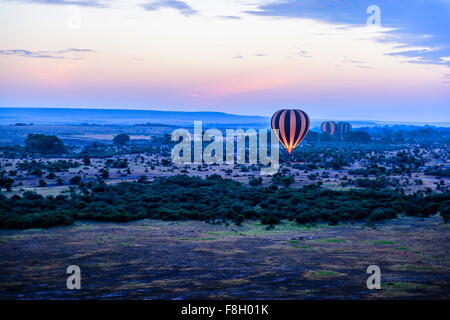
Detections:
[321, 121, 336, 136]
[336, 121, 352, 140]
[271, 109, 310, 153]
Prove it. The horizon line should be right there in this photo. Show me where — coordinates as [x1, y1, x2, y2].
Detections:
[1, 106, 449, 125]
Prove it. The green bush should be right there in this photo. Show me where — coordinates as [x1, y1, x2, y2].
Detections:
[280, 176, 294, 187]
[439, 204, 450, 224]
[368, 207, 397, 224]
[100, 169, 109, 179]
[113, 134, 130, 145]
[69, 176, 82, 185]
[25, 134, 66, 155]
[249, 177, 263, 186]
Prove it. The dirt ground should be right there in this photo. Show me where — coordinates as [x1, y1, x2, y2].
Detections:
[0, 216, 449, 300]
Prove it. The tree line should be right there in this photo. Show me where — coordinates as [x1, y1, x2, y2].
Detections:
[0, 175, 448, 229]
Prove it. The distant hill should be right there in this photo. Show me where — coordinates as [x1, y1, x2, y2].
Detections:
[0, 108, 269, 126]
[0, 108, 448, 127]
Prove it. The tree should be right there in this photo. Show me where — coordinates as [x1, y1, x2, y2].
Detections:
[83, 156, 91, 166]
[161, 158, 171, 166]
[113, 134, 130, 146]
[25, 134, 66, 155]
[367, 207, 397, 224]
[69, 176, 82, 185]
[0, 174, 14, 191]
[440, 205, 450, 224]
[249, 177, 263, 186]
[281, 176, 294, 187]
[46, 172, 56, 180]
[138, 175, 147, 183]
[233, 214, 244, 226]
[100, 168, 109, 179]
[261, 213, 279, 228]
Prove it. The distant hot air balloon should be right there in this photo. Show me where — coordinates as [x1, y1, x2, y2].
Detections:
[321, 121, 336, 136]
[336, 121, 352, 140]
[271, 109, 310, 153]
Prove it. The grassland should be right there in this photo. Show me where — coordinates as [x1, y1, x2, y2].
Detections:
[0, 216, 449, 299]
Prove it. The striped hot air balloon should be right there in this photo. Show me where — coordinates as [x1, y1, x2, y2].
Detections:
[336, 121, 352, 140]
[271, 109, 310, 153]
[321, 121, 336, 136]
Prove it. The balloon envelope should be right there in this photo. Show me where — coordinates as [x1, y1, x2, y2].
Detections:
[321, 121, 336, 135]
[271, 109, 310, 153]
[336, 121, 352, 140]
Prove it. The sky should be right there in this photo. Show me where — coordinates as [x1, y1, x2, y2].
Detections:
[0, 0, 449, 122]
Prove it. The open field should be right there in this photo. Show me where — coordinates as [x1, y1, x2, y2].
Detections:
[1, 216, 449, 299]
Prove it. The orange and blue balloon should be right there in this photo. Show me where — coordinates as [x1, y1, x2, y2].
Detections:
[336, 121, 352, 140]
[271, 109, 310, 153]
[321, 121, 336, 136]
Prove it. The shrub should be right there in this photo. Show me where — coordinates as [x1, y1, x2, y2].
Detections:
[83, 157, 91, 166]
[113, 134, 130, 145]
[440, 205, 450, 224]
[295, 212, 315, 224]
[69, 176, 82, 185]
[368, 207, 397, 224]
[280, 176, 294, 187]
[100, 169, 109, 179]
[46, 172, 56, 180]
[105, 158, 128, 168]
[137, 175, 148, 183]
[260, 213, 279, 227]
[25, 134, 66, 155]
[249, 177, 263, 186]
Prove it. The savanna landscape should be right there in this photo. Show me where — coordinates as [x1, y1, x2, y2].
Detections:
[0, 109, 449, 299]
